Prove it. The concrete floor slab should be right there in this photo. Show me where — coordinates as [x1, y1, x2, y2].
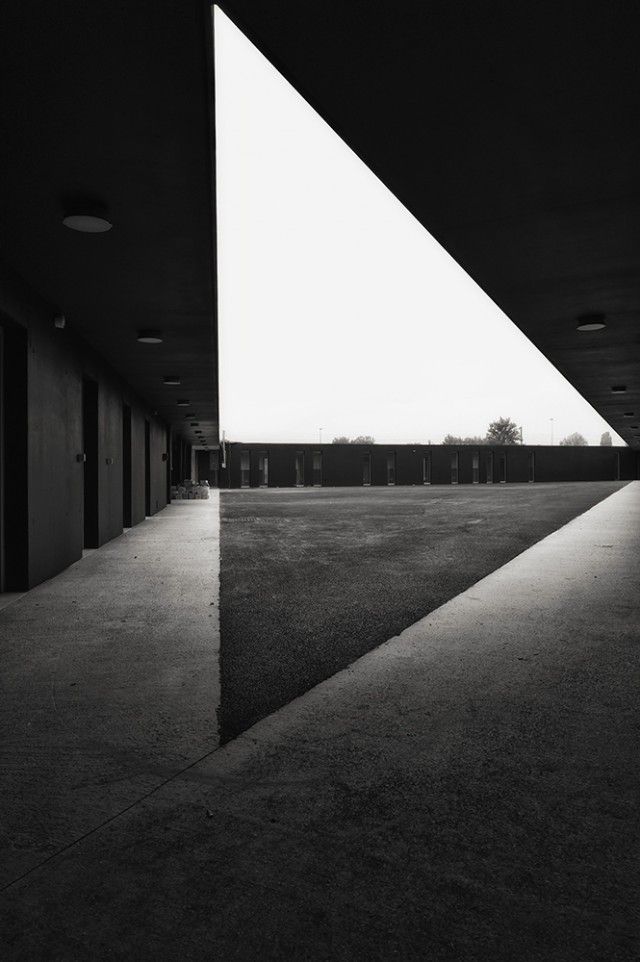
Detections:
[2, 485, 639, 960]
[0, 498, 220, 886]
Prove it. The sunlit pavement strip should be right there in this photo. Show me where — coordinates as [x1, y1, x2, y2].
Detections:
[3, 484, 639, 960]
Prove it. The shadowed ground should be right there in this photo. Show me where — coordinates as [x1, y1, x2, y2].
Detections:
[219, 481, 627, 739]
[3, 483, 638, 961]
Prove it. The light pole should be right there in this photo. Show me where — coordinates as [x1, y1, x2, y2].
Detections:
[550, 418, 554, 445]
[319, 427, 323, 445]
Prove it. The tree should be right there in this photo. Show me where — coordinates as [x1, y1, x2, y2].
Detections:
[332, 436, 351, 444]
[350, 435, 375, 444]
[600, 431, 612, 446]
[442, 435, 487, 445]
[559, 432, 588, 446]
[485, 417, 521, 445]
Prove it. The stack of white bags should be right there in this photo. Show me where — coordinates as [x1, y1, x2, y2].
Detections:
[171, 479, 210, 500]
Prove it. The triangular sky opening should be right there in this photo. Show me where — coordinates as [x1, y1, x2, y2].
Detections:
[214, 8, 622, 447]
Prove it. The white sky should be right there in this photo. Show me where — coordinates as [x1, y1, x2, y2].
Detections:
[214, 8, 623, 447]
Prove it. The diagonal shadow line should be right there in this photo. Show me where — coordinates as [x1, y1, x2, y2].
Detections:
[0, 741, 225, 895]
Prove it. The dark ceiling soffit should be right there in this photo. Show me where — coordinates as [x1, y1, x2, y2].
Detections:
[215, 2, 637, 446]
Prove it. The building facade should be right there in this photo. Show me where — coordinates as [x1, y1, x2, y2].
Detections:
[0, 271, 175, 592]
[218, 442, 637, 489]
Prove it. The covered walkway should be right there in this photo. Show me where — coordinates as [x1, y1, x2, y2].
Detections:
[1, 484, 638, 960]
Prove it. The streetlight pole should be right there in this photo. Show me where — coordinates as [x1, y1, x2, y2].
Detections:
[550, 418, 554, 445]
[319, 427, 323, 445]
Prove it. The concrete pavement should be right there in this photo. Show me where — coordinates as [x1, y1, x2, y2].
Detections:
[2, 484, 639, 960]
[0, 497, 220, 888]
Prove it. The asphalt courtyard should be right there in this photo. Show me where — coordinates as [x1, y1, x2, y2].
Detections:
[219, 481, 627, 740]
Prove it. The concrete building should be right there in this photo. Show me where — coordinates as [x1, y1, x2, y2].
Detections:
[1, 3, 639, 959]
[219, 442, 637, 489]
[0, 2, 217, 592]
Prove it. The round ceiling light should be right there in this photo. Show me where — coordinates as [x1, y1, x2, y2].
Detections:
[163, 376, 181, 386]
[137, 330, 163, 344]
[63, 214, 112, 233]
[577, 322, 606, 332]
[576, 312, 606, 332]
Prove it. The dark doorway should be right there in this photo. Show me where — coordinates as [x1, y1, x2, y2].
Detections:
[0, 319, 28, 590]
[209, 450, 219, 488]
[312, 451, 322, 486]
[362, 453, 371, 486]
[196, 449, 208, 483]
[240, 450, 250, 488]
[486, 452, 494, 483]
[386, 453, 396, 486]
[165, 428, 171, 504]
[144, 420, 151, 516]
[450, 452, 459, 484]
[258, 453, 269, 487]
[122, 405, 132, 527]
[82, 377, 99, 548]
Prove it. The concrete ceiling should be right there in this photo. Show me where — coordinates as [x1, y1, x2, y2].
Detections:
[220, 0, 640, 448]
[1, 1, 218, 446]
[4, 2, 638, 450]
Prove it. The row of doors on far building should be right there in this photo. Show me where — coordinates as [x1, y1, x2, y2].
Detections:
[239, 450, 521, 488]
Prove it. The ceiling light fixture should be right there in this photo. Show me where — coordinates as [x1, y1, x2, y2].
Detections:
[62, 213, 113, 233]
[137, 330, 163, 344]
[623, 412, 634, 417]
[163, 376, 181, 386]
[576, 312, 606, 332]
[176, 399, 190, 406]
[190, 422, 199, 426]
[611, 385, 627, 393]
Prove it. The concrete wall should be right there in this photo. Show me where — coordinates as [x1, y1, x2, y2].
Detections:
[130, 410, 147, 527]
[0, 265, 170, 589]
[27, 309, 84, 586]
[220, 442, 637, 488]
[149, 419, 170, 515]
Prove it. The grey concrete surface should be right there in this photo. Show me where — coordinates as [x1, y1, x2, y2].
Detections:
[2, 484, 639, 961]
[0, 593, 26, 613]
[219, 481, 627, 739]
[0, 497, 220, 887]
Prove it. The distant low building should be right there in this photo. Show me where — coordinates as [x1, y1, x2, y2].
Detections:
[215, 442, 635, 489]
